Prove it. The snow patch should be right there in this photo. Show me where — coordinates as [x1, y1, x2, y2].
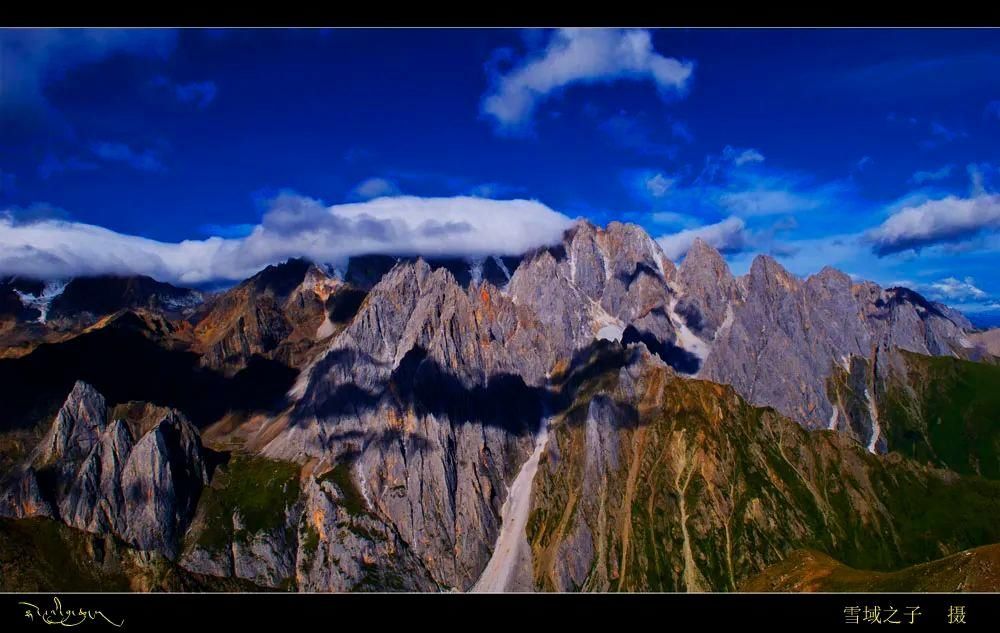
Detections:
[715, 304, 735, 340]
[161, 291, 203, 312]
[471, 420, 550, 592]
[589, 300, 625, 342]
[14, 280, 67, 323]
[646, 234, 668, 280]
[667, 297, 710, 370]
[828, 406, 839, 431]
[597, 324, 624, 342]
[863, 388, 881, 454]
[491, 256, 513, 283]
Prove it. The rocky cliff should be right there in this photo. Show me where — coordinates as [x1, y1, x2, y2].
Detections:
[0, 382, 209, 559]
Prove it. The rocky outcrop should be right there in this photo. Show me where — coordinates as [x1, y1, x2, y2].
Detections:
[259, 259, 554, 590]
[700, 254, 976, 443]
[674, 237, 739, 339]
[509, 221, 682, 368]
[0, 382, 209, 559]
[0, 468, 53, 519]
[46, 275, 201, 328]
[294, 475, 437, 591]
[193, 259, 343, 374]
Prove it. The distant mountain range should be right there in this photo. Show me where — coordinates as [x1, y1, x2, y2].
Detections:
[1, 219, 998, 592]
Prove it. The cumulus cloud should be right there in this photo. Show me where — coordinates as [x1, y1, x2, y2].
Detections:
[656, 216, 747, 260]
[867, 194, 1000, 256]
[924, 276, 988, 302]
[481, 29, 693, 133]
[0, 195, 574, 285]
[891, 276, 991, 307]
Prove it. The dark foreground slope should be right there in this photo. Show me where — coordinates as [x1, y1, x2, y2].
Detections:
[0, 517, 264, 592]
[742, 544, 1000, 592]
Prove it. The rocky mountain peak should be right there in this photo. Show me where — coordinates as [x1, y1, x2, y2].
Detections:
[680, 238, 726, 274]
[673, 238, 739, 340]
[748, 254, 800, 297]
[46, 275, 201, 326]
[2, 382, 210, 559]
[35, 380, 108, 467]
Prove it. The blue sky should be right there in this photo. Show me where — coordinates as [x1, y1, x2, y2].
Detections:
[1, 28, 999, 316]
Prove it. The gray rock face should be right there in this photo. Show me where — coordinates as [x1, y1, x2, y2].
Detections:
[34, 381, 108, 470]
[701, 255, 974, 443]
[674, 237, 740, 339]
[119, 414, 208, 557]
[263, 259, 551, 590]
[181, 509, 299, 589]
[0, 381, 208, 558]
[294, 478, 437, 591]
[509, 221, 679, 361]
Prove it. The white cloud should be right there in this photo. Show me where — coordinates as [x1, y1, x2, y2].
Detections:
[867, 194, 1000, 255]
[481, 29, 693, 133]
[925, 276, 988, 301]
[644, 173, 674, 198]
[892, 276, 990, 305]
[0, 196, 574, 285]
[655, 216, 747, 260]
[350, 177, 400, 200]
[722, 145, 765, 166]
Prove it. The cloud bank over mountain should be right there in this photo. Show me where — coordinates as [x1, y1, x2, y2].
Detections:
[655, 216, 747, 260]
[0, 195, 574, 285]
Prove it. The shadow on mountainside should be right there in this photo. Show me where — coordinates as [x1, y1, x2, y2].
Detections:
[291, 338, 664, 440]
[0, 312, 297, 431]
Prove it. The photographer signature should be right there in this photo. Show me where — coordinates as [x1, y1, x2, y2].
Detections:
[19, 597, 124, 628]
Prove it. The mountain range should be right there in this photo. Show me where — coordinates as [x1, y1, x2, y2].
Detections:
[1, 219, 998, 592]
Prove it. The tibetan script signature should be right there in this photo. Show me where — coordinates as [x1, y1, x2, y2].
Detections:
[19, 597, 124, 628]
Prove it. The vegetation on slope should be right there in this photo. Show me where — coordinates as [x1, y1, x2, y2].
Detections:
[527, 346, 1000, 592]
[187, 454, 300, 552]
[0, 517, 263, 592]
[880, 351, 1000, 479]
